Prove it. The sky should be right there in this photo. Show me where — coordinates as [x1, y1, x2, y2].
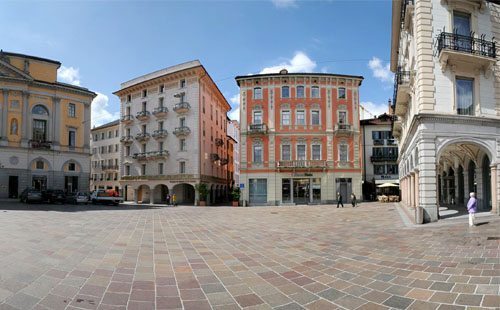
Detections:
[1, 0, 394, 127]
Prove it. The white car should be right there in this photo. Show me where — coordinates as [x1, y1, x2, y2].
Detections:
[68, 192, 89, 205]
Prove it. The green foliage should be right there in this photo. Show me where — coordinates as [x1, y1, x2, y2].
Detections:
[195, 183, 209, 201]
[231, 187, 241, 201]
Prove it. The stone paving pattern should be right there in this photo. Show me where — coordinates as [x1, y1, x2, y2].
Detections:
[0, 202, 498, 309]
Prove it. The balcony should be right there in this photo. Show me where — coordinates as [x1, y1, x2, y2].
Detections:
[103, 165, 119, 171]
[400, 0, 414, 31]
[387, 139, 397, 146]
[152, 107, 169, 118]
[173, 102, 190, 113]
[334, 124, 354, 135]
[29, 140, 52, 150]
[120, 135, 134, 144]
[220, 158, 229, 165]
[121, 114, 134, 125]
[173, 126, 191, 137]
[149, 150, 169, 159]
[373, 139, 384, 146]
[370, 154, 398, 162]
[436, 31, 496, 74]
[277, 160, 327, 169]
[248, 123, 268, 135]
[152, 129, 168, 139]
[136, 110, 151, 121]
[132, 152, 148, 161]
[210, 153, 220, 161]
[135, 132, 151, 142]
[215, 138, 224, 147]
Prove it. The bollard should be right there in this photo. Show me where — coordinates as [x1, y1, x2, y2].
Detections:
[415, 206, 424, 224]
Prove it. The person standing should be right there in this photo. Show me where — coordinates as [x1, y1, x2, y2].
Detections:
[337, 192, 344, 208]
[351, 193, 357, 208]
[466, 192, 477, 227]
[166, 194, 170, 205]
[172, 194, 177, 206]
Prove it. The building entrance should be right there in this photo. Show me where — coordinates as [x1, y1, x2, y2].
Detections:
[8, 176, 18, 198]
[282, 178, 321, 204]
[32, 175, 47, 191]
[293, 179, 310, 204]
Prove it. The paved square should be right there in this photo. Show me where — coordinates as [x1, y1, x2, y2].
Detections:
[0, 202, 498, 309]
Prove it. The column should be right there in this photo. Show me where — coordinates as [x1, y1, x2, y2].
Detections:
[84, 104, 91, 151]
[415, 171, 420, 207]
[475, 166, 483, 210]
[21, 92, 29, 147]
[0, 90, 8, 145]
[463, 170, 469, 205]
[407, 176, 411, 207]
[490, 165, 498, 214]
[454, 169, 459, 205]
[52, 97, 61, 149]
[134, 189, 138, 204]
[410, 172, 415, 208]
[418, 138, 438, 222]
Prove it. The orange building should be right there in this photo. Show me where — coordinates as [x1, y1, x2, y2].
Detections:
[236, 69, 363, 205]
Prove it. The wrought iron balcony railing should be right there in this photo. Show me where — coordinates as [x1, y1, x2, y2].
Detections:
[248, 123, 267, 134]
[121, 115, 134, 123]
[437, 31, 496, 59]
[135, 132, 151, 141]
[215, 138, 224, 146]
[277, 160, 327, 169]
[173, 126, 191, 136]
[120, 135, 134, 143]
[152, 107, 169, 117]
[29, 140, 52, 149]
[136, 110, 151, 120]
[152, 129, 168, 139]
[173, 102, 191, 113]
[370, 154, 398, 162]
[132, 152, 148, 161]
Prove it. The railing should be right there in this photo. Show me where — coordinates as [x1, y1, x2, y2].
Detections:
[136, 110, 151, 119]
[393, 68, 411, 107]
[132, 151, 169, 160]
[215, 138, 224, 146]
[373, 139, 384, 146]
[370, 155, 398, 162]
[135, 132, 151, 141]
[400, 0, 414, 29]
[437, 31, 496, 59]
[387, 139, 397, 146]
[121, 115, 133, 122]
[173, 126, 191, 136]
[102, 165, 119, 171]
[152, 107, 169, 116]
[120, 135, 134, 143]
[29, 140, 52, 149]
[248, 123, 267, 134]
[335, 124, 352, 131]
[277, 160, 327, 169]
[152, 129, 168, 139]
[132, 152, 148, 160]
[173, 102, 190, 113]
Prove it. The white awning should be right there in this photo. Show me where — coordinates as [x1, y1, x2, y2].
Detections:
[375, 179, 399, 185]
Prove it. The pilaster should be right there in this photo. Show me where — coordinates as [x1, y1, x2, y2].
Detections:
[21, 91, 29, 147]
[490, 165, 498, 214]
[52, 97, 61, 150]
[418, 138, 438, 222]
[84, 104, 91, 151]
[0, 90, 7, 145]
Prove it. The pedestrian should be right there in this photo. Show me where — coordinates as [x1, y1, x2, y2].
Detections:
[172, 194, 177, 206]
[337, 192, 344, 208]
[351, 193, 357, 208]
[166, 194, 170, 205]
[466, 192, 477, 227]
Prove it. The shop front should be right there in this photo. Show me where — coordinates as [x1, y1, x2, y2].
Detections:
[282, 178, 322, 204]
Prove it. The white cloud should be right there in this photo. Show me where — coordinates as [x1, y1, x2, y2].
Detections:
[260, 51, 317, 74]
[228, 94, 240, 122]
[57, 65, 81, 86]
[271, 0, 298, 8]
[91, 92, 120, 127]
[360, 101, 391, 120]
[368, 57, 393, 83]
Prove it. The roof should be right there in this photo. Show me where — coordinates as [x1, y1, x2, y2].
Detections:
[0, 50, 61, 66]
[53, 81, 96, 95]
[235, 72, 364, 86]
[91, 119, 120, 131]
[360, 113, 394, 125]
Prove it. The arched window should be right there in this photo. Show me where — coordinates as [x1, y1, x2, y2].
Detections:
[32, 105, 49, 115]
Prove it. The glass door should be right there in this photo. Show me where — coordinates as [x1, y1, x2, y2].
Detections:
[293, 179, 310, 204]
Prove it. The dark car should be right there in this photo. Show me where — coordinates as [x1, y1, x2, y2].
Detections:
[19, 188, 43, 203]
[42, 189, 66, 204]
[66, 192, 89, 205]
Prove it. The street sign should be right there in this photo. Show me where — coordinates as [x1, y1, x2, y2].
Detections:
[239, 183, 244, 189]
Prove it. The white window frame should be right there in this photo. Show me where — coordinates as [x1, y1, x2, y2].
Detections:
[281, 110, 291, 126]
[311, 86, 320, 98]
[339, 143, 348, 162]
[281, 86, 290, 98]
[281, 144, 291, 161]
[253, 110, 262, 124]
[296, 86, 305, 98]
[180, 161, 186, 174]
[253, 144, 263, 163]
[68, 103, 76, 118]
[253, 87, 262, 100]
[338, 87, 346, 99]
[312, 144, 321, 160]
[296, 110, 306, 126]
[311, 110, 320, 125]
[296, 144, 306, 161]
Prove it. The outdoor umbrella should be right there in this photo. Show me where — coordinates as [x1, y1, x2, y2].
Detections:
[377, 183, 399, 188]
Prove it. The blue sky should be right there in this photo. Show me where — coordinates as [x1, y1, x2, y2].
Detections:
[1, 0, 393, 126]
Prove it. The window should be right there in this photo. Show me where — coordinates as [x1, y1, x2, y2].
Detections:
[126, 128, 131, 136]
[296, 86, 304, 98]
[180, 79, 186, 88]
[108, 145, 112, 153]
[253, 87, 262, 99]
[108, 131, 112, 138]
[180, 138, 186, 151]
[456, 77, 474, 115]
[202, 96, 205, 113]
[297, 145, 306, 160]
[36, 161, 44, 170]
[311, 110, 320, 125]
[281, 86, 290, 98]
[142, 124, 146, 133]
[68, 103, 76, 118]
[311, 86, 320, 98]
[296, 110, 305, 125]
[281, 145, 291, 161]
[33, 120, 47, 141]
[127, 94, 131, 102]
[253, 111, 262, 124]
[68, 163, 76, 171]
[253, 144, 263, 163]
[312, 145, 321, 160]
[101, 132, 104, 139]
[338, 87, 346, 99]
[115, 130, 119, 137]
[180, 117, 186, 127]
[158, 163, 164, 175]
[142, 144, 146, 153]
[141, 164, 146, 175]
[281, 110, 290, 125]
[100, 146, 105, 154]
[159, 97, 164, 107]
[179, 161, 186, 174]
[92, 148, 97, 154]
[159, 85, 165, 93]
[125, 146, 130, 156]
[125, 165, 130, 176]
[159, 121, 164, 130]
[339, 143, 348, 162]
[338, 111, 347, 124]
[142, 89, 147, 98]
[94, 134, 98, 141]
[158, 141, 163, 151]
[32, 105, 48, 115]
[142, 101, 147, 111]
[126, 106, 131, 116]
[115, 144, 118, 152]
[374, 164, 385, 175]
[387, 164, 398, 175]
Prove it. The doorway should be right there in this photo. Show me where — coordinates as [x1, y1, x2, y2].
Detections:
[8, 176, 18, 198]
[293, 179, 310, 204]
[32, 175, 47, 191]
[65, 176, 79, 193]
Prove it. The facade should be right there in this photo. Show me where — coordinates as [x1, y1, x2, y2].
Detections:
[227, 119, 240, 186]
[391, 0, 500, 222]
[236, 69, 364, 205]
[361, 112, 399, 200]
[0, 51, 96, 198]
[90, 120, 121, 192]
[115, 60, 233, 205]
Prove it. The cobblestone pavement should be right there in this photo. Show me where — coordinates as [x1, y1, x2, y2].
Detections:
[0, 202, 498, 310]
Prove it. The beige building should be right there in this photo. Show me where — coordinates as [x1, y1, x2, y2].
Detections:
[115, 60, 233, 205]
[391, 0, 500, 222]
[90, 120, 120, 192]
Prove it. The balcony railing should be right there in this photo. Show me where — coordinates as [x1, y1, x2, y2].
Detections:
[121, 115, 134, 124]
[120, 135, 134, 144]
[387, 139, 397, 146]
[173, 102, 191, 113]
[102, 165, 119, 171]
[152, 107, 169, 117]
[29, 140, 52, 149]
[437, 31, 496, 59]
[210, 153, 220, 161]
[135, 132, 151, 141]
[215, 138, 224, 147]
[373, 139, 384, 146]
[136, 110, 151, 121]
[132, 152, 148, 161]
[370, 154, 398, 162]
[334, 124, 353, 134]
[173, 126, 191, 136]
[248, 123, 267, 134]
[133, 151, 169, 160]
[152, 129, 168, 139]
[277, 160, 327, 169]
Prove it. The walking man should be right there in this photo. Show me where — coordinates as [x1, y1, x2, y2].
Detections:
[337, 192, 344, 208]
[351, 193, 357, 208]
[467, 192, 477, 227]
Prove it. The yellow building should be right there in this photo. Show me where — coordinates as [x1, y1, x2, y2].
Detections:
[0, 51, 96, 198]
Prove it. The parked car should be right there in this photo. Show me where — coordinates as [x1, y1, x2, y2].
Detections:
[42, 189, 66, 204]
[66, 192, 89, 205]
[19, 188, 43, 203]
[90, 189, 123, 205]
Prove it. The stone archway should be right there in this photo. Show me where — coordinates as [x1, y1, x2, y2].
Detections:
[153, 184, 169, 204]
[172, 183, 195, 205]
[137, 185, 151, 204]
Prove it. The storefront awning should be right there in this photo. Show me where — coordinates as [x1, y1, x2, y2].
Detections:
[375, 179, 399, 185]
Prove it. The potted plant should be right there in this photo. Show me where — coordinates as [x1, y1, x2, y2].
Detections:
[231, 188, 240, 207]
[195, 183, 209, 206]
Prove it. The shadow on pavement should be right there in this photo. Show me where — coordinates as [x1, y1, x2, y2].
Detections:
[0, 200, 164, 212]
